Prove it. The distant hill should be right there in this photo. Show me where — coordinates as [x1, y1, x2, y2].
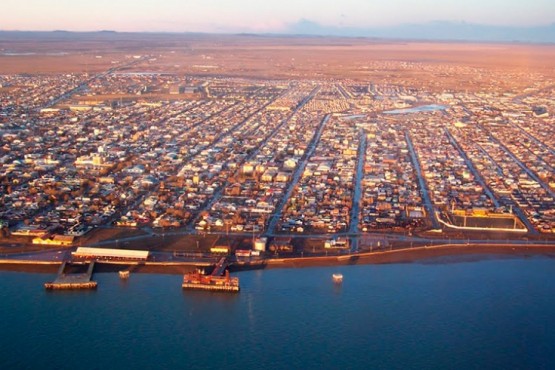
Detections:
[286, 19, 555, 43]
[1, 21, 555, 44]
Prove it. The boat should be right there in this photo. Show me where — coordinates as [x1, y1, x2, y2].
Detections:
[332, 273, 343, 283]
[182, 269, 240, 292]
[118, 270, 130, 279]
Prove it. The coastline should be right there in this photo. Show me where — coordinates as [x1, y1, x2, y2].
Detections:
[1, 243, 554, 275]
[261, 243, 555, 269]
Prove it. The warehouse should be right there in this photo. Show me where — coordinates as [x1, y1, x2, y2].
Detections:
[72, 247, 150, 261]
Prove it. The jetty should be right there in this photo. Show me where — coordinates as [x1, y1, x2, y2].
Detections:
[182, 257, 240, 292]
[44, 261, 97, 290]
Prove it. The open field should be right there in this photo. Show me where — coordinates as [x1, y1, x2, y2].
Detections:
[2, 32, 555, 91]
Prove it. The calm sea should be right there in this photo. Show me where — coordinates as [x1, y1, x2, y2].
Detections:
[1, 255, 554, 370]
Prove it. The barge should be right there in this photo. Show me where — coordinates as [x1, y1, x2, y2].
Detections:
[182, 269, 240, 292]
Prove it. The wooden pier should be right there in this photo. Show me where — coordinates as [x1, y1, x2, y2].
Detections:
[44, 261, 97, 290]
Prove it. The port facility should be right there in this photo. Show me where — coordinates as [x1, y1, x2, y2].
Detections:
[71, 247, 150, 261]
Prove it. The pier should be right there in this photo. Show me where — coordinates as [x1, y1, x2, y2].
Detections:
[44, 261, 97, 290]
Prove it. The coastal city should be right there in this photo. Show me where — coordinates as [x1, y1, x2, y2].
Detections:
[1, 43, 554, 258]
[3, 0, 555, 366]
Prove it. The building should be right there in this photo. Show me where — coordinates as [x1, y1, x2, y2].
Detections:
[72, 247, 149, 261]
[32, 235, 75, 246]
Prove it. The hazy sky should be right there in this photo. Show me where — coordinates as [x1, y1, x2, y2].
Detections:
[2, 0, 554, 32]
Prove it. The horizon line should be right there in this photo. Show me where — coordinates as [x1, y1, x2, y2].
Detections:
[0, 29, 554, 46]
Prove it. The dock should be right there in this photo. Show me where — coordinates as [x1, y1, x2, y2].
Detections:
[44, 261, 97, 290]
[182, 257, 240, 292]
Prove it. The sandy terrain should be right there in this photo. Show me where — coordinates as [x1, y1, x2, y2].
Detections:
[1, 33, 554, 93]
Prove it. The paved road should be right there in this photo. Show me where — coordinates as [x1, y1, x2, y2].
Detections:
[41, 58, 145, 109]
[512, 123, 555, 170]
[185, 85, 321, 230]
[8, 235, 553, 263]
[485, 127, 555, 199]
[348, 129, 367, 252]
[471, 138, 539, 234]
[242, 85, 321, 164]
[264, 114, 331, 236]
[445, 128, 500, 208]
[335, 83, 353, 99]
[404, 131, 440, 229]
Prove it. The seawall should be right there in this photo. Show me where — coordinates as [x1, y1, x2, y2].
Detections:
[1, 243, 555, 274]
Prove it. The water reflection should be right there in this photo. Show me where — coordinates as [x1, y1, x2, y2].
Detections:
[383, 104, 447, 114]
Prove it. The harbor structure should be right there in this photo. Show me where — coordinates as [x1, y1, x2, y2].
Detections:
[44, 261, 97, 290]
[182, 257, 240, 292]
[72, 247, 150, 261]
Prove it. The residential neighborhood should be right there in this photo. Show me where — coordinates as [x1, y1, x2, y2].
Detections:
[1, 64, 554, 247]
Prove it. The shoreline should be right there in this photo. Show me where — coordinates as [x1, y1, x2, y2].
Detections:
[261, 243, 555, 269]
[1, 243, 554, 275]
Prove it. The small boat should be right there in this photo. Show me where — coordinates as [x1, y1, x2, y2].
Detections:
[119, 270, 130, 279]
[332, 273, 343, 283]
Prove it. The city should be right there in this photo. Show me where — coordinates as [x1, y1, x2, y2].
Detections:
[2, 0, 555, 367]
[1, 36, 554, 260]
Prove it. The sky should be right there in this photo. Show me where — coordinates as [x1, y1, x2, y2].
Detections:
[1, 0, 554, 33]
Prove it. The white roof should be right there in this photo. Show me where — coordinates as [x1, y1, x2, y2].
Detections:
[72, 247, 149, 259]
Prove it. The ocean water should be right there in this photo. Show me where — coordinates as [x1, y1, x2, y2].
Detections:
[1, 256, 554, 370]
